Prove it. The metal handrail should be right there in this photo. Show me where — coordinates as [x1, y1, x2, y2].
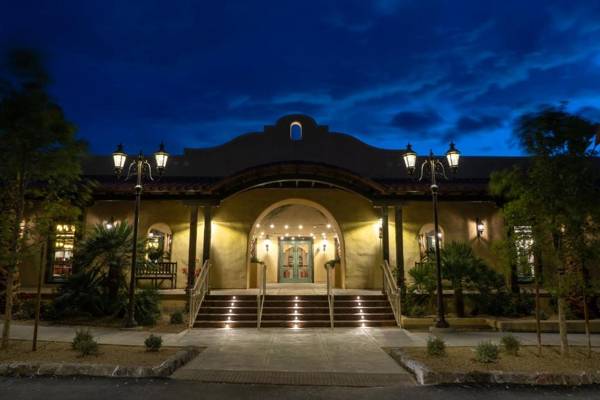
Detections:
[256, 261, 267, 328]
[325, 260, 336, 329]
[188, 259, 211, 329]
[381, 260, 402, 327]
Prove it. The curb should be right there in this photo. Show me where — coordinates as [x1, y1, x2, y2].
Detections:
[389, 348, 600, 386]
[0, 346, 202, 379]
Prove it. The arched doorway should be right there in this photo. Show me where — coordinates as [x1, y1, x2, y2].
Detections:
[246, 199, 346, 289]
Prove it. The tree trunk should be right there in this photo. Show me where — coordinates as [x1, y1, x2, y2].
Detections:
[557, 282, 569, 356]
[534, 256, 542, 356]
[581, 261, 591, 358]
[1, 271, 14, 349]
[32, 243, 46, 351]
[2, 171, 25, 349]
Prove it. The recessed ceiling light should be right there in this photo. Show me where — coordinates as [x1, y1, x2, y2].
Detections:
[270, 224, 275, 228]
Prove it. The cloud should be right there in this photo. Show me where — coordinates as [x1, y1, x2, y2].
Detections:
[390, 109, 444, 130]
[455, 114, 503, 133]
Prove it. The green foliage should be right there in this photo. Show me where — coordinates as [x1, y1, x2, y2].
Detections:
[72, 329, 98, 356]
[426, 336, 446, 357]
[52, 267, 118, 318]
[134, 288, 161, 326]
[144, 334, 162, 352]
[0, 49, 90, 346]
[440, 242, 479, 317]
[474, 341, 499, 363]
[489, 106, 600, 349]
[170, 310, 184, 324]
[500, 334, 520, 356]
[51, 221, 155, 322]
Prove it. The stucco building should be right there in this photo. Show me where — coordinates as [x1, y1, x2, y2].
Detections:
[21, 115, 536, 327]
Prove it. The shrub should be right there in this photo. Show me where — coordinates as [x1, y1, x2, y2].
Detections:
[145, 334, 162, 352]
[72, 329, 99, 356]
[134, 288, 161, 326]
[500, 334, 520, 356]
[426, 336, 446, 357]
[170, 310, 184, 324]
[475, 341, 499, 363]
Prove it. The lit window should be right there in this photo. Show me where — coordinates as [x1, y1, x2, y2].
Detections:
[51, 224, 76, 281]
[514, 225, 535, 282]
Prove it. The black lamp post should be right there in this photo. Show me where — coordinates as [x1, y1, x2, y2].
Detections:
[402, 142, 460, 329]
[112, 143, 169, 327]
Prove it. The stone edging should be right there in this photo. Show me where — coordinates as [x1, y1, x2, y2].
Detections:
[389, 348, 600, 386]
[0, 346, 202, 379]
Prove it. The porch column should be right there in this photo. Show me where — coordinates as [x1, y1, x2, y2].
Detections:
[394, 205, 405, 291]
[202, 206, 212, 263]
[381, 206, 390, 262]
[187, 203, 199, 289]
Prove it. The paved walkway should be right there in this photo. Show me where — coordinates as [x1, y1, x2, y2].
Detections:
[5, 323, 600, 386]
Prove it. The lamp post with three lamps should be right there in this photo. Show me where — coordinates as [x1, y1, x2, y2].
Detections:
[402, 143, 460, 329]
[112, 143, 169, 327]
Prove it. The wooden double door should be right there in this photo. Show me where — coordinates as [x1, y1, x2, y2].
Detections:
[278, 238, 313, 283]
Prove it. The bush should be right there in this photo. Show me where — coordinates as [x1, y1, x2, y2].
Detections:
[170, 310, 184, 324]
[72, 329, 99, 356]
[426, 336, 446, 357]
[134, 288, 161, 326]
[500, 334, 520, 356]
[144, 334, 162, 352]
[475, 341, 499, 363]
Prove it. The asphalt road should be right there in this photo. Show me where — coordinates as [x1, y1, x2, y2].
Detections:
[0, 377, 599, 400]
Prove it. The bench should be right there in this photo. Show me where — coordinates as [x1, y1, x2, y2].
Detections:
[136, 261, 177, 289]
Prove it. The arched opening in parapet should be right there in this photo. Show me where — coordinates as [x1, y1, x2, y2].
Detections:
[247, 198, 345, 289]
[290, 121, 302, 140]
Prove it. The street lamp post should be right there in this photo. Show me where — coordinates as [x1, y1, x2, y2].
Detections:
[402, 143, 460, 329]
[112, 143, 169, 327]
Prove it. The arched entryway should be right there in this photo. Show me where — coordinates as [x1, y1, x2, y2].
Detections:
[246, 198, 346, 289]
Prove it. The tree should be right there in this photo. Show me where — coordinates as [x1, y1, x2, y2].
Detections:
[490, 105, 600, 357]
[440, 242, 476, 317]
[0, 49, 88, 349]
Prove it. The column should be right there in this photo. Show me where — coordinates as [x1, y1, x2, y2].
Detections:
[381, 206, 389, 263]
[187, 203, 199, 289]
[202, 206, 212, 263]
[394, 205, 405, 290]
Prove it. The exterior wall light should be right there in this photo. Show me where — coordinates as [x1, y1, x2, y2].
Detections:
[154, 142, 169, 175]
[476, 218, 485, 238]
[446, 142, 461, 173]
[112, 144, 127, 175]
[403, 143, 417, 175]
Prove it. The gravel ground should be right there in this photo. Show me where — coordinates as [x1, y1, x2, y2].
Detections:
[403, 345, 600, 374]
[0, 340, 179, 367]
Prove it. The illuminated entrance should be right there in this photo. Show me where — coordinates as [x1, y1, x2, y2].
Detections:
[278, 237, 313, 283]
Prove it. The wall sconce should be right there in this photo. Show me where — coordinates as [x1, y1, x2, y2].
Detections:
[476, 218, 485, 238]
[322, 239, 327, 252]
[265, 235, 271, 253]
[378, 218, 383, 239]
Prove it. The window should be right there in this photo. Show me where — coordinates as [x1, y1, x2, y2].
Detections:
[418, 224, 444, 260]
[146, 228, 172, 262]
[290, 122, 302, 140]
[50, 224, 76, 281]
[514, 225, 535, 282]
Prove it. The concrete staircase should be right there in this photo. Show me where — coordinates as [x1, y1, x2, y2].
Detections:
[194, 294, 397, 328]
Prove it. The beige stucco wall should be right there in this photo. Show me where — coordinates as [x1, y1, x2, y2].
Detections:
[22, 189, 505, 291]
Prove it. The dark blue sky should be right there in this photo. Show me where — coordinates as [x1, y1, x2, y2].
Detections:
[2, 1, 600, 156]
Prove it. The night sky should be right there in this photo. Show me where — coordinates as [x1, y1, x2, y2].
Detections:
[2, 1, 600, 156]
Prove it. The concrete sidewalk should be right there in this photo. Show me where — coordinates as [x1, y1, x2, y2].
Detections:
[5, 323, 600, 386]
